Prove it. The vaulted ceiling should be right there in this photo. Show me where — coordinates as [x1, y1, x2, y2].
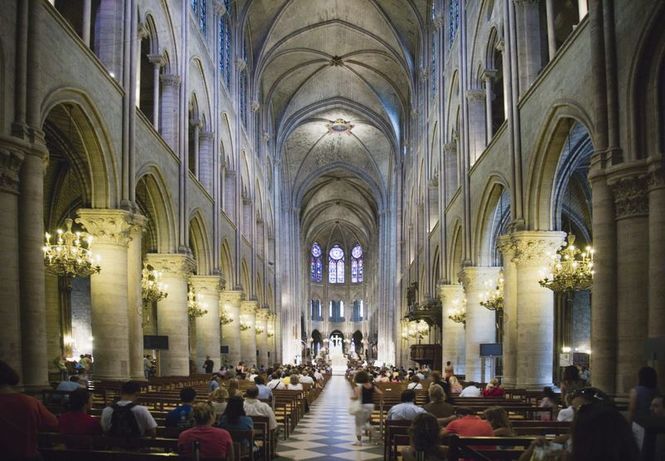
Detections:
[244, 0, 425, 244]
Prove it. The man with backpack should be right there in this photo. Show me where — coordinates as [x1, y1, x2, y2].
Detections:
[165, 387, 197, 429]
[100, 381, 157, 438]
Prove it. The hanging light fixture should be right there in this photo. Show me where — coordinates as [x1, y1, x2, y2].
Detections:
[220, 306, 234, 325]
[480, 271, 504, 311]
[187, 285, 208, 319]
[141, 264, 168, 303]
[239, 319, 252, 331]
[43, 218, 101, 278]
[266, 315, 275, 338]
[447, 297, 467, 326]
[539, 233, 594, 293]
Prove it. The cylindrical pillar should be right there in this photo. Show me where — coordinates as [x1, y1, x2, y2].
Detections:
[460, 267, 501, 382]
[20, 146, 49, 387]
[482, 70, 495, 142]
[199, 131, 214, 193]
[439, 284, 466, 375]
[148, 54, 164, 130]
[240, 300, 258, 368]
[648, 165, 665, 382]
[191, 275, 222, 374]
[220, 290, 243, 367]
[145, 253, 195, 376]
[545, 0, 557, 61]
[77, 209, 133, 380]
[513, 0, 544, 94]
[610, 173, 650, 393]
[0, 146, 24, 377]
[127, 215, 146, 381]
[498, 234, 518, 387]
[159, 74, 181, 151]
[509, 231, 565, 389]
[255, 308, 269, 368]
[82, 0, 92, 46]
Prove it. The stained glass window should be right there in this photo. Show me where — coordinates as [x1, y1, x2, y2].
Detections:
[351, 244, 363, 283]
[239, 70, 248, 127]
[431, 3, 438, 95]
[199, 0, 207, 33]
[218, 6, 232, 88]
[448, 0, 459, 46]
[191, 0, 197, 13]
[310, 242, 323, 282]
[352, 299, 364, 321]
[311, 299, 321, 320]
[328, 244, 345, 284]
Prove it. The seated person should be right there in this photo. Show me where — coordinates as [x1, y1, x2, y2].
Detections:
[166, 387, 197, 429]
[483, 406, 515, 436]
[267, 372, 285, 390]
[178, 402, 234, 460]
[286, 374, 303, 390]
[557, 393, 575, 422]
[208, 375, 220, 392]
[218, 396, 253, 432]
[100, 381, 157, 437]
[402, 413, 447, 461]
[387, 389, 428, 421]
[407, 375, 423, 390]
[482, 378, 505, 397]
[243, 386, 278, 431]
[56, 375, 84, 392]
[209, 387, 229, 421]
[459, 382, 482, 397]
[59, 387, 102, 444]
[539, 387, 559, 421]
[423, 384, 454, 419]
[254, 376, 273, 400]
[227, 378, 241, 398]
[448, 375, 463, 394]
[442, 407, 494, 438]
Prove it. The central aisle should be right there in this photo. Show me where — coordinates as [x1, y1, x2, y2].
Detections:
[276, 375, 384, 460]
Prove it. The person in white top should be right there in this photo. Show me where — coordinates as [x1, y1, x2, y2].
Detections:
[459, 382, 482, 398]
[407, 375, 423, 390]
[267, 372, 285, 390]
[243, 386, 278, 430]
[314, 370, 324, 381]
[287, 374, 303, 390]
[100, 381, 157, 437]
[299, 372, 314, 385]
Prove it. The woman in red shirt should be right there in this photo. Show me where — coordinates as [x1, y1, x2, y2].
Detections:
[178, 402, 234, 460]
[58, 387, 102, 446]
[482, 378, 505, 397]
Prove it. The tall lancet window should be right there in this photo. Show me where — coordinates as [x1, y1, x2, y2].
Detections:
[310, 242, 323, 283]
[351, 244, 363, 283]
[328, 245, 345, 284]
[218, 0, 232, 88]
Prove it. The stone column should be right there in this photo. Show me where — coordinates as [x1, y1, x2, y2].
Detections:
[610, 173, 650, 393]
[255, 308, 269, 368]
[466, 89, 487, 164]
[160, 74, 180, 151]
[498, 235, 518, 387]
[19, 142, 48, 387]
[544, 0, 557, 61]
[198, 131, 214, 193]
[127, 215, 146, 380]
[148, 54, 165, 130]
[144, 253, 195, 376]
[482, 69, 496, 141]
[460, 267, 501, 382]
[82, 0, 92, 46]
[513, 0, 544, 94]
[648, 164, 665, 381]
[240, 300, 258, 367]
[0, 146, 23, 376]
[220, 290, 243, 367]
[500, 231, 565, 389]
[439, 284, 466, 375]
[77, 209, 133, 380]
[190, 275, 222, 373]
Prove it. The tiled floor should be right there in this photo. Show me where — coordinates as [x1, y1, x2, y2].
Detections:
[274, 375, 384, 461]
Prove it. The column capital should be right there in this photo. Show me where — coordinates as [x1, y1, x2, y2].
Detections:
[443, 141, 457, 154]
[76, 209, 134, 246]
[220, 289, 245, 304]
[647, 159, 665, 191]
[160, 73, 181, 87]
[137, 22, 150, 40]
[241, 300, 259, 315]
[459, 266, 502, 292]
[481, 68, 497, 81]
[190, 275, 223, 294]
[128, 213, 147, 237]
[0, 146, 25, 194]
[498, 231, 565, 267]
[439, 283, 464, 299]
[148, 54, 166, 66]
[144, 253, 196, 279]
[609, 175, 649, 219]
[465, 89, 485, 102]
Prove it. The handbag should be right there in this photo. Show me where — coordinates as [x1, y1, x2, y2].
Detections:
[348, 398, 362, 416]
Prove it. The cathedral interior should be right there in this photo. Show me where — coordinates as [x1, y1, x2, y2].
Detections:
[0, 0, 664, 398]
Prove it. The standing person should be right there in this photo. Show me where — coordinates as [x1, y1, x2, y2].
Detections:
[629, 366, 659, 423]
[444, 361, 454, 379]
[54, 354, 68, 381]
[560, 365, 585, 403]
[0, 360, 59, 459]
[178, 402, 234, 460]
[100, 381, 157, 438]
[143, 355, 152, 380]
[203, 356, 214, 374]
[351, 370, 382, 446]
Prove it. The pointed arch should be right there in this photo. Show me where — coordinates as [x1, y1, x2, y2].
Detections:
[220, 238, 235, 287]
[474, 174, 511, 266]
[135, 165, 177, 253]
[189, 210, 212, 275]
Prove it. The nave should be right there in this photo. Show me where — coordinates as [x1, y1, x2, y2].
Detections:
[276, 375, 382, 461]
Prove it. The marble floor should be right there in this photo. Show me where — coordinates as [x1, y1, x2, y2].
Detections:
[275, 375, 384, 461]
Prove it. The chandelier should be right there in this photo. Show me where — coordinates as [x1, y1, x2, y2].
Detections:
[43, 218, 101, 278]
[255, 325, 265, 335]
[539, 234, 594, 293]
[266, 313, 275, 337]
[447, 296, 467, 326]
[187, 285, 208, 319]
[480, 271, 504, 311]
[142, 264, 168, 303]
[239, 319, 252, 331]
[220, 307, 233, 325]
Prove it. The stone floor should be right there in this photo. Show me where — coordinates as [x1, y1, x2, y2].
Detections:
[274, 375, 384, 461]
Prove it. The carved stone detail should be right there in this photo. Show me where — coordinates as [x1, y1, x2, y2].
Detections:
[611, 176, 649, 219]
[144, 253, 196, 279]
[160, 74, 181, 87]
[241, 300, 258, 316]
[220, 290, 245, 304]
[458, 267, 501, 292]
[647, 167, 665, 191]
[76, 209, 135, 246]
[498, 231, 565, 267]
[190, 275, 223, 294]
[466, 89, 485, 102]
[0, 147, 24, 194]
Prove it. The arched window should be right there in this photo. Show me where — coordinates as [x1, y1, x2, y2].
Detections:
[310, 242, 323, 283]
[311, 299, 322, 320]
[191, 0, 207, 33]
[351, 243, 363, 283]
[239, 70, 248, 127]
[218, 0, 232, 88]
[431, 3, 438, 95]
[448, 0, 460, 45]
[328, 245, 345, 284]
[352, 300, 364, 321]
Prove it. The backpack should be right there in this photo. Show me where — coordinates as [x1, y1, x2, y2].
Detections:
[109, 402, 141, 438]
[166, 405, 195, 429]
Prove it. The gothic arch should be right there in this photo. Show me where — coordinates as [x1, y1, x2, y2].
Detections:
[525, 101, 595, 230]
[41, 88, 118, 208]
[220, 239, 235, 287]
[189, 210, 212, 275]
[447, 219, 464, 283]
[474, 174, 510, 265]
[135, 166, 177, 253]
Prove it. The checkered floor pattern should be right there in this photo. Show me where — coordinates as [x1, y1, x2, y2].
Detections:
[274, 375, 384, 461]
